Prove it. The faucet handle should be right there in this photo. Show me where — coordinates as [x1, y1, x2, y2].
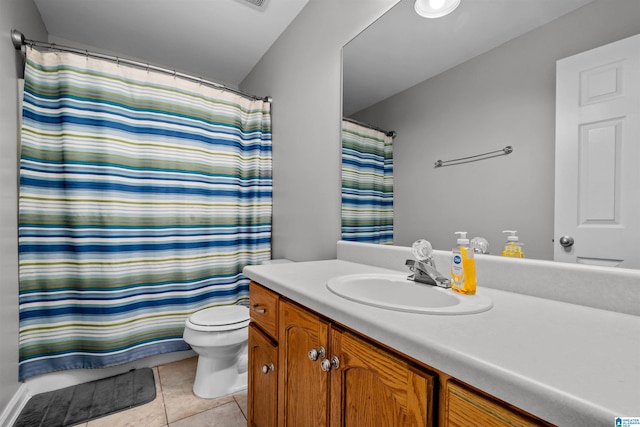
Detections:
[411, 239, 433, 262]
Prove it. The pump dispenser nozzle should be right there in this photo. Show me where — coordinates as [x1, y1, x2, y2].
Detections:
[502, 230, 519, 242]
[455, 231, 469, 245]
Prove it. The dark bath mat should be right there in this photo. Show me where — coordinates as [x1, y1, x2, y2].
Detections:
[13, 367, 156, 427]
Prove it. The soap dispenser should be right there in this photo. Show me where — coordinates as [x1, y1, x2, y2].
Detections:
[501, 230, 524, 258]
[451, 232, 476, 295]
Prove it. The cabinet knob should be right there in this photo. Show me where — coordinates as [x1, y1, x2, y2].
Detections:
[308, 346, 326, 361]
[251, 304, 266, 314]
[261, 363, 274, 374]
[321, 356, 340, 372]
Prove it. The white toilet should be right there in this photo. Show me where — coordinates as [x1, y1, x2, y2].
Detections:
[182, 305, 250, 399]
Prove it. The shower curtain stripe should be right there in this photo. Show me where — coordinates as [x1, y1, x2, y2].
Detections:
[341, 120, 393, 244]
[18, 48, 272, 380]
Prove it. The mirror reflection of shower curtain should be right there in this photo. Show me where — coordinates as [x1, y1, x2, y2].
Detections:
[18, 47, 272, 380]
[341, 119, 393, 244]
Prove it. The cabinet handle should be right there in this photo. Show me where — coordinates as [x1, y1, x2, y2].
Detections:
[261, 363, 274, 374]
[321, 356, 340, 372]
[308, 346, 326, 362]
[251, 304, 266, 314]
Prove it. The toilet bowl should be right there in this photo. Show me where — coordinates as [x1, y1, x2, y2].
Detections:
[182, 305, 250, 399]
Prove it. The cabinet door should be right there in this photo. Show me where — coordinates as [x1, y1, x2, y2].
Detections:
[329, 329, 434, 427]
[248, 324, 278, 427]
[279, 301, 330, 427]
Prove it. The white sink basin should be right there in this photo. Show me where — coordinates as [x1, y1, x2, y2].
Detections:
[327, 273, 493, 315]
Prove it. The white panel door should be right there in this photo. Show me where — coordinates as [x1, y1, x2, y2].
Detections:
[555, 33, 640, 268]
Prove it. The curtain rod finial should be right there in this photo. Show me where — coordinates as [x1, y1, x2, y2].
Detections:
[11, 29, 25, 49]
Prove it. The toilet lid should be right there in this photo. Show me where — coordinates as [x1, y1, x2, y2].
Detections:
[189, 305, 249, 330]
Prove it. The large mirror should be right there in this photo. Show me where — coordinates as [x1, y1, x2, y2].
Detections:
[343, 0, 640, 262]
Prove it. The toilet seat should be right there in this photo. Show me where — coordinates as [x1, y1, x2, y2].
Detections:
[187, 305, 250, 332]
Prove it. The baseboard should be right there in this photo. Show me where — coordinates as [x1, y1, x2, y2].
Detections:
[0, 383, 30, 427]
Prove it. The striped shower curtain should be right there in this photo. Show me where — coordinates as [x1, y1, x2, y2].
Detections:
[341, 119, 393, 244]
[18, 48, 272, 380]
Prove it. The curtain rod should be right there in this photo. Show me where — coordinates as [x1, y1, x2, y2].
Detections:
[11, 29, 271, 103]
[343, 117, 396, 138]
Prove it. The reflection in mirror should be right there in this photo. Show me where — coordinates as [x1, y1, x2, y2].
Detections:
[343, 0, 640, 263]
[341, 118, 394, 245]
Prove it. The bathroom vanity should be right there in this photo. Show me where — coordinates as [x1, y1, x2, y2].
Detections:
[243, 242, 640, 427]
[248, 281, 550, 427]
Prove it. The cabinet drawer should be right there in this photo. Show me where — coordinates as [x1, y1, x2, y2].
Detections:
[249, 281, 279, 339]
[445, 380, 551, 427]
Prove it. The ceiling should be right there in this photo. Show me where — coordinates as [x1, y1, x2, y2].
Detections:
[343, 0, 594, 116]
[31, 0, 595, 107]
[33, 0, 310, 89]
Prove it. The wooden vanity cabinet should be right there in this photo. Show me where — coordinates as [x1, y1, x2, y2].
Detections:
[248, 281, 553, 427]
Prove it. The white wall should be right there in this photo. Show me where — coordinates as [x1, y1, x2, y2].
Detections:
[0, 0, 47, 415]
[351, 0, 640, 260]
[240, 0, 398, 261]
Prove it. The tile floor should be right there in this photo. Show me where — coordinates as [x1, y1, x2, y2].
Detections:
[74, 356, 247, 427]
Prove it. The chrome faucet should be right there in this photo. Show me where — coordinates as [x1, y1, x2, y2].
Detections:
[405, 258, 451, 288]
[406, 239, 451, 288]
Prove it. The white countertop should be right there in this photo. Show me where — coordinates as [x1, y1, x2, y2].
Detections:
[244, 259, 640, 427]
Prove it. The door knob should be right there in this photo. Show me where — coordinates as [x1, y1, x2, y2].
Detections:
[261, 363, 274, 374]
[559, 236, 575, 248]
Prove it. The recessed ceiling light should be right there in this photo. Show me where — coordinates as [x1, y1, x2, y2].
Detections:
[414, 0, 461, 18]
